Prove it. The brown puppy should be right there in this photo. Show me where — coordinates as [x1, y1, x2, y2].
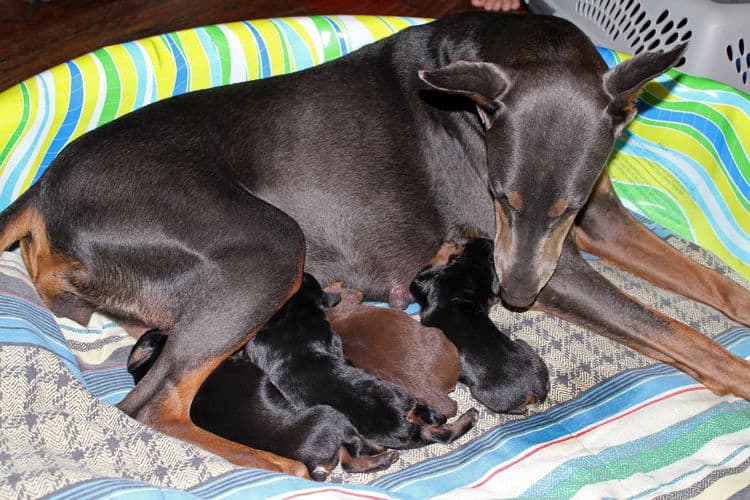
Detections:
[325, 283, 460, 419]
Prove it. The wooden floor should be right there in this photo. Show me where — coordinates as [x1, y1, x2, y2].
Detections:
[0, 0, 527, 92]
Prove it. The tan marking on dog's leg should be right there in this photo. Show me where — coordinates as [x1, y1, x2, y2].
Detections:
[577, 173, 750, 326]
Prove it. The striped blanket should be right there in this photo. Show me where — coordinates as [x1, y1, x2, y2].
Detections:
[1, 14, 750, 500]
[2, 221, 749, 498]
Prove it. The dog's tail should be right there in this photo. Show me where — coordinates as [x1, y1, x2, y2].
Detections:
[0, 184, 41, 252]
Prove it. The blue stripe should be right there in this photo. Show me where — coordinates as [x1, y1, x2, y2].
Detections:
[272, 19, 315, 72]
[1, 76, 51, 208]
[194, 28, 223, 88]
[242, 22, 272, 79]
[0, 295, 86, 385]
[122, 41, 151, 110]
[321, 16, 350, 55]
[373, 329, 750, 495]
[163, 34, 189, 95]
[35, 61, 84, 183]
[48, 477, 189, 500]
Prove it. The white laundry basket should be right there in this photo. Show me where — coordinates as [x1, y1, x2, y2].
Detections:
[528, 0, 750, 90]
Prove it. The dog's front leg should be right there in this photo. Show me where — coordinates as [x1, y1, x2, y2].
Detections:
[533, 235, 750, 401]
[575, 172, 750, 326]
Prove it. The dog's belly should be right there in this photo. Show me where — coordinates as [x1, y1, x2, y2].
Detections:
[250, 181, 493, 302]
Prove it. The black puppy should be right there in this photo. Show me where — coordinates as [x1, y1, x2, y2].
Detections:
[245, 273, 478, 449]
[128, 329, 399, 481]
[410, 239, 550, 414]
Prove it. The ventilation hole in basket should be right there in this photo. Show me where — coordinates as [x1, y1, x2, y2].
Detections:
[643, 29, 656, 42]
[727, 45, 734, 61]
[624, 0, 634, 9]
[681, 30, 692, 42]
[746, 51, 750, 66]
[631, 2, 640, 16]
[656, 9, 669, 24]
[740, 38, 746, 54]
[676, 17, 687, 29]
[660, 20, 674, 34]
[737, 58, 743, 73]
[647, 39, 661, 50]
[676, 56, 686, 68]
[639, 20, 652, 33]
[743, 72, 748, 85]
[665, 32, 678, 45]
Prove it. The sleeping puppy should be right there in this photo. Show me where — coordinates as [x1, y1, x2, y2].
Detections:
[324, 283, 460, 419]
[128, 329, 399, 481]
[246, 273, 478, 449]
[410, 238, 550, 414]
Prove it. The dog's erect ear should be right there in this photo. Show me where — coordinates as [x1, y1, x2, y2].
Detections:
[604, 43, 687, 133]
[419, 61, 511, 129]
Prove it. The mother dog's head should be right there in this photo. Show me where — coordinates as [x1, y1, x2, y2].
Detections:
[418, 15, 685, 308]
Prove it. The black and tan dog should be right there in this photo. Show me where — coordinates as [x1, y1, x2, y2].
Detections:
[1, 12, 750, 474]
[411, 238, 549, 413]
[245, 273, 478, 450]
[128, 329, 399, 481]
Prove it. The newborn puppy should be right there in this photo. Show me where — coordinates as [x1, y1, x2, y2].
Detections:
[128, 329, 398, 481]
[410, 238, 550, 414]
[246, 273, 478, 450]
[325, 284, 460, 418]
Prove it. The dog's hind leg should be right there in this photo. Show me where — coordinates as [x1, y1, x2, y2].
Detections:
[117, 264, 309, 476]
[111, 190, 310, 476]
[534, 235, 750, 400]
[576, 173, 750, 326]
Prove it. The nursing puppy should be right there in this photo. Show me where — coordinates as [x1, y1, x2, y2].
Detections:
[410, 239, 550, 414]
[128, 329, 399, 481]
[246, 273, 478, 449]
[325, 283, 461, 419]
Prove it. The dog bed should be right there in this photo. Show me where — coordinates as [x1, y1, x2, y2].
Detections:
[1, 15, 749, 499]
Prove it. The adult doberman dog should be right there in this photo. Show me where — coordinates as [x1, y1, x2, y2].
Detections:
[1, 12, 750, 475]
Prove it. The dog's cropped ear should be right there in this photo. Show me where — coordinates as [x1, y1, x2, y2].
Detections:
[418, 61, 511, 129]
[604, 43, 687, 133]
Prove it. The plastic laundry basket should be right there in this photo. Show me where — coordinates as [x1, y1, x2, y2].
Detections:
[528, 0, 750, 90]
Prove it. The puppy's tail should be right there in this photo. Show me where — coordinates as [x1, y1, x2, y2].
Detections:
[0, 184, 40, 252]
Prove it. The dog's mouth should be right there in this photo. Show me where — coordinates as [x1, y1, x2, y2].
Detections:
[499, 288, 539, 310]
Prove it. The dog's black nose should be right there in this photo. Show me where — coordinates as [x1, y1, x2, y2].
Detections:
[500, 290, 537, 309]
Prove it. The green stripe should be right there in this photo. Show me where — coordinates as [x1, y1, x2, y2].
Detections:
[203, 25, 233, 85]
[93, 48, 122, 127]
[311, 16, 342, 62]
[0, 83, 31, 168]
[612, 181, 694, 241]
[547, 405, 750, 498]
[270, 20, 293, 74]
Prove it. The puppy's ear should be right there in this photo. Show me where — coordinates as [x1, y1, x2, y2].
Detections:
[604, 43, 687, 133]
[127, 329, 167, 384]
[419, 61, 512, 129]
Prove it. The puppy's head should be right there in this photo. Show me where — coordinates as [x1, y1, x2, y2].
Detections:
[298, 273, 341, 311]
[410, 238, 498, 313]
